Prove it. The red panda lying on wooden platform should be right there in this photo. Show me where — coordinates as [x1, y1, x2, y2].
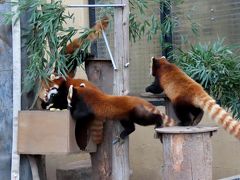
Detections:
[146, 56, 240, 139]
[66, 83, 176, 144]
[43, 74, 176, 145]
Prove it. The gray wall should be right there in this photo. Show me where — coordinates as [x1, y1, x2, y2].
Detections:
[0, 3, 13, 179]
[0, 2, 32, 179]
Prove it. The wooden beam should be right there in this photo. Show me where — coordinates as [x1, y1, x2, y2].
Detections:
[112, 0, 130, 180]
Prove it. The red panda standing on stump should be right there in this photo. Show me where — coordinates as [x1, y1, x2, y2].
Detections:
[146, 56, 240, 139]
[67, 83, 176, 144]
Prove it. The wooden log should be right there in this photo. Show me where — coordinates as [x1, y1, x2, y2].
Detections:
[85, 60, 113, 180]
[156, 126, 218, 180]
[112, 0, 130, 180]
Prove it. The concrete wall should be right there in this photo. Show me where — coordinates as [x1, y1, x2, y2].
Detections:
[0, 3, 13, 178]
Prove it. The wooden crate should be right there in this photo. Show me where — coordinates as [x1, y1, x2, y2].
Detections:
[18, 110, 96, 154]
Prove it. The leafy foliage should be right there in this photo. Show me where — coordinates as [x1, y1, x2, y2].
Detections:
[172, 39, 240, 118]
[2, 0, 94, 92]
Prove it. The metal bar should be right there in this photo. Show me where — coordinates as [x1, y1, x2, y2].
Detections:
[67, 4, 126, 8]
[102, 30, 118, 70]
[160, 0, 173, 60]
[11, 1, 21, 180]
[88, 0, 98, 56]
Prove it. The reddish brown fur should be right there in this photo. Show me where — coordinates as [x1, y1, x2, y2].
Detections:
[151, 56, 240, 140]
[69, 84, 176, 144]
[65, 16, 109, 54]
[39, 17, 109, 100]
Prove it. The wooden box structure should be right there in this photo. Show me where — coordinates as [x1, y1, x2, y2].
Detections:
[18, 110, 96, 154]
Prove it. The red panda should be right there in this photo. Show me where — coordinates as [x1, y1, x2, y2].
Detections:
[146, 56, 240, 139]
[41, 75, 105, 149]
[65, 16, 109, 55]
[39, 16, 109, 103]
[41, 74, 101, 110]
[67, 83, 176, 144]
[63, 16, 109, 78]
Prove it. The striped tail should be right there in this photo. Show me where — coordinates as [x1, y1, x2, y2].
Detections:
[144, 105, 177, 127]
[195, 95, 240, 139]
[89, 119, 104, 144]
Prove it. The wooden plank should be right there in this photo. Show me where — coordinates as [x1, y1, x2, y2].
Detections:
[112, 0, 130, 180]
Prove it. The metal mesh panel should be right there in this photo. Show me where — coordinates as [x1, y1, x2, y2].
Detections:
[172, 0, 240, 48]
[95, 1, 161, 93]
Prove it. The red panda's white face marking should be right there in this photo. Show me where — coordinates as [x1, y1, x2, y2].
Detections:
[80, 83, 86, 87]
[47, 88, 58, 100]
[46, 103, 54, 110]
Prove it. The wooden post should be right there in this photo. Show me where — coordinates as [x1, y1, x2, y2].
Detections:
[156, 126, 218, 180]
[112, 0, 130, 180]
[85, 60, 113, 180]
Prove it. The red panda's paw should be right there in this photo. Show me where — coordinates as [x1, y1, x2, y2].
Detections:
[112, 136, 125, 145]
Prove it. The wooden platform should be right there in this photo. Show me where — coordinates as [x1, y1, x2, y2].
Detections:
[156, 126, 218, 134]
[18, 110, 96, 154]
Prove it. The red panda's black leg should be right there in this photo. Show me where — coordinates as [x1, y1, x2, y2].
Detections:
[173, 104, 195, 126]
[145, 78, 163, 94]
[69, 88, 95, 122]
[173, 103, 203, 126]
[119, 120, 136, 139]
[131, 105, 163, 127]
[75, 119, 91, 150]
[189, 107, 204, 125]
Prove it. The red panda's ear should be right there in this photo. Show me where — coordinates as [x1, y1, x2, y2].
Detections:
[80, 83, 86, 88]
[50, 74, 61, 81]
[149, 57, 154, 76]
[68, 85, 73, 100]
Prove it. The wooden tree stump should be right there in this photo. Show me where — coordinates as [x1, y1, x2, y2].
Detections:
[155, 126, 218, 180]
